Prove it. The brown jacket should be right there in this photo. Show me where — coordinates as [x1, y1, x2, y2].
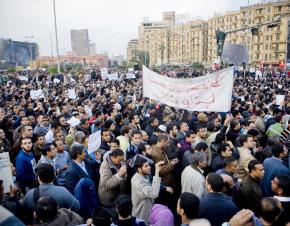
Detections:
[151, 145, 175, 187]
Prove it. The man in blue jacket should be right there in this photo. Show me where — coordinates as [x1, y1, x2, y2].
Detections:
[15, 137, 37, 194]
[261, 143, 289, 196]
[198, 173, 238, 226]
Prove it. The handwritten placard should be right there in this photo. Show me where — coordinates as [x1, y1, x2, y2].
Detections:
[143, 66, 234, 112]
[0, 153, 14, 193]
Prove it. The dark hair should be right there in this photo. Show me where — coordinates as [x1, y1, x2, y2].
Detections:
[166, 122, 177, 133]
[110, 148, 124, 157]
[91, 207, 112, 226]
[110, 139, 120, 146]
[37, 163, 55, 183]
[271, 144, 284, 158]
[248, 159, 261, 173]
[260, 198, 281, 224]
[115, 195, 133, 218]
[276, 174, 290, 196]
[104, 119, 115, 129]
[217, 143, 228, 155]
[247, 129, 259, 137]
[51, 120, 60, 130]
[206, 173, 224, 192]
[134, 156, 148, 171]
[120, 126, 130, 136]
[131, 129, 141, 137]
[149, 117, 157, 125]
[179, 192, 199, 219]
[70, 144, 84, 160]
[223, 156, 237, 168]
[195, 142, 208, 152]
[35, 196, 58, 223]
[129, 113, 138, 122]
[195, 125, 206, 133]
[137, 143, 146, 154]
[230, 119, 239, 128]
[185, 130, 194, 138]
[101, 128, 110, 136]
[239, 134, 252, 146]
[232, 110, 240, 118]
[20, 136, 32, 144]
[157, 134, 169, 143]
[215, 132, 226, 144]
[41, 143, 53, 156]
[36, 134, 45, 140]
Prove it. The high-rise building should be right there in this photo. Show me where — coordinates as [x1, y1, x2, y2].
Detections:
[0, 38, 39, 67]
[138, 1, 290, 67]
[127, 39, 138, 62]
[70, 29, 89, 56]
[89, 43, 96, 55]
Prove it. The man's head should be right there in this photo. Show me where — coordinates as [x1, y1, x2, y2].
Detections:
[177, 192, 199, 221]
[217, 143, 232, 158]
[109, 148, 124, 166]
[129, 114, 140, 125]
[271, 143, 288, 159]
[115, 195, 132, 219]
[157, 134, 170, 150]
[131, 130, 142, 146]
[41, 116, 50, 127]
[0, 129, 5, 140]
[74, 131, 86, 144]
[35, 196, 58, 224]
[37, 163, 55, 184]
[223, 156, 238, 174]
[20, 116, 29, 126]
[197, 113, 208, 123]
[166, 122, 178, 137]
[41, 143, 57, 159]
[248, 159, 264, 180]
[70, 144, 86, 161]
[260, 198, 281, 225]
[110, 139, 120, 151]
[185, 130, 196, 144]
[206, 173, 224, 193]
[230, 119, 240, 131]
[135, 156, 151, 176]
[179, 122, 189, 133]
[196, 125, 207, 139]
[20, 137, 33, 152]
[192, 151, 207, 169]
[140, 130, 149, 142]
[149, 117, 159, 128]
[101, 128, 111, 143]
[20, 125, 33, 138]
[271, 174, 290, 197]
[240, 134, 255, 149]
[54, 140, 64, 153]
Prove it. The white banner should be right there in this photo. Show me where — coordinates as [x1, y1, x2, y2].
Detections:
[108, 73, 118, 81]
[126, 73, 136, 79]
[143, 66, 234, 112]
[0, 152, 14, 193]
[88, 130, 101, 154]
[68, 89, 77, 100]
[30, 89, 44, 100]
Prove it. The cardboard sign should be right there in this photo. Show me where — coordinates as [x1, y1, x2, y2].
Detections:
[0, 153, 14, 193]
[88, 130, 101, 154]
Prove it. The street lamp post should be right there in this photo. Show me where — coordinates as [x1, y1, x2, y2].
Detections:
[216, 15, 282, 57]
[53, 0, 60, 73]
[25, 35, 34, 65]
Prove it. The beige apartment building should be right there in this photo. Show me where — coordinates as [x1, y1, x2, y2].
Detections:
[127, 39, 139, 62]
[137, 0, 290, 67]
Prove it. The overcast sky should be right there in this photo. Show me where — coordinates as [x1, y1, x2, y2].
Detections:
[0, 0, 262, 57]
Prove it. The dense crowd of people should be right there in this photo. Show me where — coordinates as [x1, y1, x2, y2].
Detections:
[0, 66, 290, 226]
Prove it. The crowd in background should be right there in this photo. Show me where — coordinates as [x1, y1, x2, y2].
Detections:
[0, 66, 290, 226]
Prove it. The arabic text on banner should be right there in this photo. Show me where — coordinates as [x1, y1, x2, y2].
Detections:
[142, 66, 234, 112]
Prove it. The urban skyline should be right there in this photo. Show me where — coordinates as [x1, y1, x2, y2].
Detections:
[0, 0, 263, 57]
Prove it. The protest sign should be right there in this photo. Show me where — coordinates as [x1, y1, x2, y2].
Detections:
[68, 89, 77, 100]
[67, 116, 81, 127]
[276, 95, 285, 106]
[126, 73, 136, 79]
[19, 76, 28, 82]
[30, 89, 44, 100]
[88, 130, 101, 154]
[221, 43, 248, 64]
[108, 73, 118, 81]
[143, 66, 234, 112]
[0, 152, 14, 193]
